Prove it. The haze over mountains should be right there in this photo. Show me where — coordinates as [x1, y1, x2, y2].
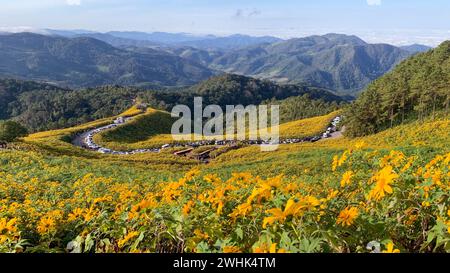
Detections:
[45, 29, 283, 50]
[0, 29, 435, 95]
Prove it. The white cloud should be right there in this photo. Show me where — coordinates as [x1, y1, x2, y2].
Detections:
[232, 8, 262, 19]
[366, 0, 382, 6]
[66, 0, 81, 6]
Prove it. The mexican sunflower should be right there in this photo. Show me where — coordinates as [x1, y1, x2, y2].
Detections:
[336, 207, 359, 227]
[368, 166, 399, 201]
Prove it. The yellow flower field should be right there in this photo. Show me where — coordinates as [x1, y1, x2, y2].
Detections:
[1, 143, 449, 253]
[1, 109, 448, 253]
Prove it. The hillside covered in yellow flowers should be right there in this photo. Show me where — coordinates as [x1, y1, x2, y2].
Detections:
[1, 106, 449, 253]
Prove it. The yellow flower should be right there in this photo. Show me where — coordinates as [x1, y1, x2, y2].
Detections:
[247, 183, 272, 204]
[336, 207, 359, 227]
[332, 155, 339, 171]
[340, 171, 354, 188]
[431, 170, 442, 185]
[368, 166, 398, 201]
[37, 216, 56, 235]
[223, 246, 241, 253]
[283, 183, 298, 193]
[83, 206, 99, 222]
[184, 168, 201, 181]
[0, 217, 17, 234]
[263, 198, 300, 228]
[231, 172, 253, 182]
[0, 218, 18, 244]
[253, 243, 287, 253]
[354, 140, 366, 150]
[263, 208, 285, 228]
[229, 202, 252, 219]
[193, 229, 209, 240]
[203, 174, 221, 184]
[68, 208, 84, 221]
[262, 197, 319, 228]
[265, 175, 283, 188]
[93, 195, 112, 205]
[382, 242, 400, 253]
[182, 201, 194, 216]
[338, 151, 349, 167]
[326, 190, 339, 201]
[216, 201, 224, 215]
[400, 157, 415, 173]
[118, 231, 140, 249]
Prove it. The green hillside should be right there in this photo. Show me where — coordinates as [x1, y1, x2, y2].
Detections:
[100, 109, 175, 143]
[345, 40, 450, 137]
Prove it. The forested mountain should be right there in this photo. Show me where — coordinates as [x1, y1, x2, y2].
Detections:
[0, 79, 138, 131]
[0, 79, 68, 120]
[209, 34, 412, 95]
[345, 40, 450, 137]
[165, 47, 224, 67]
[142, 74, 345, 111]
[0, 33, 214, 88]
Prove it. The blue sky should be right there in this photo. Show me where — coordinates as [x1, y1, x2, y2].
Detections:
[0, 0, 449, 45]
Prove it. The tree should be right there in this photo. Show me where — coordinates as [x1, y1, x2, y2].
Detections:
[345, 40, 450, 137]
[0, 120, 29, 142]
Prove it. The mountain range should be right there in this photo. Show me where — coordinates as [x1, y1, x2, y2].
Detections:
[46, 29, 282, 51]
[207, 34, 415, 94]
[0, 30, 434, 95]
[0, 32, 213, 88]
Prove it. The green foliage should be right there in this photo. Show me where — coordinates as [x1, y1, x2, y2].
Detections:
[345, 41, 450, 137]
[142, 74, 345, 111]
[0, 120, 28, 142]
[266, 94, 343, 123]
[0, 79, 140, 132]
